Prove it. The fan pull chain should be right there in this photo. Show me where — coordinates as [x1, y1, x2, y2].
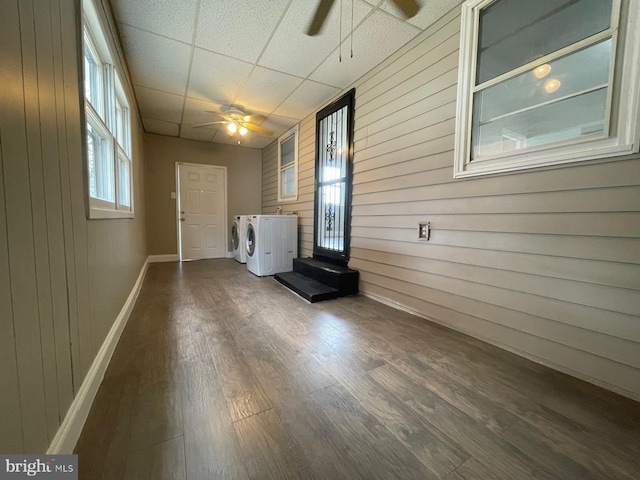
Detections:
[350, 0, 354, 58]
[339, 0, 343, 62]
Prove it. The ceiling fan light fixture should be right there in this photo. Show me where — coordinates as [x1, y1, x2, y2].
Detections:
[534, 64, 551, 78]
[239, 126, 248, 136]
[544, 78, 561, 94]
[227, 122, 237, 133]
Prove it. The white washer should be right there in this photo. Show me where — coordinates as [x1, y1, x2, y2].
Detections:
[231, 215, 249, 263]
[246, 215, 298, 277]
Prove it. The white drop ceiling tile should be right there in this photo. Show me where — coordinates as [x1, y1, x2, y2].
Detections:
[119, 25, 191, 95]
[195, 0, 290, 63]
[142, 117, 180, 136]
[259, 0, 374, 78]
[135, 86, 185, 123]
[187, 48, 253, 104]
[380, 0, 463, 29]
[235, 67, 303, 114]
[180, 125, 217, 142]
[182, 97, 228, 128]
[111, 0, 198, 43]
[309, 10, 419, 88]
[273, 80, 340, 120]
[238, 135, 274, 149]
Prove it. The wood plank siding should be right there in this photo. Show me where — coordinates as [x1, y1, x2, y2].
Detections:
[0, 0, 147, 452]
[263, 7, 640, 400]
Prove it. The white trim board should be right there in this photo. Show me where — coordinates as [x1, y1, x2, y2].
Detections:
[47, 257, 150, 454]
[360, 289, 640, 403]
[148, 254, 179, 263]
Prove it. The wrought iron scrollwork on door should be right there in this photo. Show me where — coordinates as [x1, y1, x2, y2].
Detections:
[325, 206, 335, 232]
[326, 131, 336, 162]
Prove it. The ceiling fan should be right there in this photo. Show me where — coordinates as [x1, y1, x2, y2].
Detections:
[192, 105, 273, 136]
[306, 0, 421, 36]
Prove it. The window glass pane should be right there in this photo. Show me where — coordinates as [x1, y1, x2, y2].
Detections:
[472, 39, 612, 160]
[87, 121, 114, 202]
[116, 99, 124, 146]
[115, 98, 131, 155]
[280, 135, 295, 166]
[475, 39, 611, 124]
[84, 39, 102, 115]
[472, 89, 607, 159]
[281, 166, 295, 196]
[477, 0, 612, 84]
[118, 153, 131, 207]
[86, 123, 98, 198]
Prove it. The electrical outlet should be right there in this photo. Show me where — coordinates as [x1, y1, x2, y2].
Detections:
[418, 222, 430, 241]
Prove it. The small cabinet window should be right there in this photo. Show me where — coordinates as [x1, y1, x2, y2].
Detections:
[278, 125, 299, 202]
[454, 0, 640, 177]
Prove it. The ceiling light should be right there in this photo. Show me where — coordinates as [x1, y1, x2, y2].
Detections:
[534, 64, 551, 79]
[239, 126, 248, 136]
[227, 123, 237, 133]
[544, 78, 561, 93]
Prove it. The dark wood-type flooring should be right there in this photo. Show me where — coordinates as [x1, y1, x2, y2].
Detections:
[75, 259, 640, 479]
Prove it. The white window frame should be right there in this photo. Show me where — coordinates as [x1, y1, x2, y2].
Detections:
[277, 125, 299, 203]
[454, 0, 640, 178]
[82, 0, 134, 218]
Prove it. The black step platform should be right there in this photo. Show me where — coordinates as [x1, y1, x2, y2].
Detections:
[275, 257, 359, 303]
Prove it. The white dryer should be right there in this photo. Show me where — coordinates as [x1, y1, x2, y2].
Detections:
[231, 215, 249, 263]
[246, 215, 298, 277]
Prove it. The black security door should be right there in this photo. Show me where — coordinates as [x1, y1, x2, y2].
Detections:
[313, 89, 355, 265]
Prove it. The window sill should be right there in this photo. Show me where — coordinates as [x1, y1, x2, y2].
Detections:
[89, 207, 134, 219]
[454, 138, 638, 178]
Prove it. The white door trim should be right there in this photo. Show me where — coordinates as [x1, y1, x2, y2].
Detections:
[175, 162, 228, 261]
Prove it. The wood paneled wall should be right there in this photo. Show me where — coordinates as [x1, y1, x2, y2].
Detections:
[0, 0, 147, 452]
[262, 7, 640, 400]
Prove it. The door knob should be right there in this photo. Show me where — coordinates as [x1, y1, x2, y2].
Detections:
[180, 217, 186, 222]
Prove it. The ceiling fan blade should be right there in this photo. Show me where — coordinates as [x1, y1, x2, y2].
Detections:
[191, 121, 225, 128]
[243, 114, 266, 123]
[242, 122, 273, 136]
[306, 0, 335, 36]
[391, 0, 420, 18]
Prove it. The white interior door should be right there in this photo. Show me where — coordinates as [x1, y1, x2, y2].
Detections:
[178, 163, 226, 260]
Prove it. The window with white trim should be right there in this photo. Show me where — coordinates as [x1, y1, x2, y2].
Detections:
[454, 0, 640, 178]
[277, 125, 299, 202]
[83, 0, 133, 218]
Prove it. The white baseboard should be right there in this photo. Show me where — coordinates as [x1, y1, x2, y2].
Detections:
[47, 258, 150, 454]
[148, 254, 179, 263]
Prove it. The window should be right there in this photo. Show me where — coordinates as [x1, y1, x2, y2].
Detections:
[277, 125, 299, 202]
[454, 0, 640, 178]
[82, 0, 133, 218]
